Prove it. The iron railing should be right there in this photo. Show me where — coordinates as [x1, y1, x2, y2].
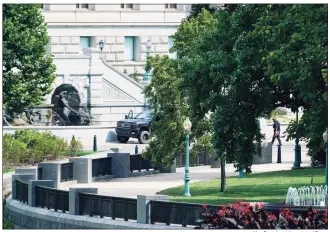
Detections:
[79, 192, 137, 221]
[35, 185, 69, 213]
[150, 200, 219, 227]
[92, 157, 112, 177]
[60, 162, 73, 182]
[130, 154, 153, 172]
[176, 152, 211, 167]
[38, 167, 43, 180]
[15, 179, 28, 204]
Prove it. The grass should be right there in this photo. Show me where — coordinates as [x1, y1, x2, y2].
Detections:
[2, 168, 14, 174]
[159, 168, 325, 205]
[75, 150, 98, 157]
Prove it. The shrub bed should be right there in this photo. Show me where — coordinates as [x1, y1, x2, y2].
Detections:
[196, 200, 328, 229]
[3, 129, 83, 169]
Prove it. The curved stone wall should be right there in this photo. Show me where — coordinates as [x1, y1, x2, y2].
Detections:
[5, 195, 187, 230]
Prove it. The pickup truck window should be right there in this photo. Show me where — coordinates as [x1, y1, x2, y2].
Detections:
[134, 111, 152, 119]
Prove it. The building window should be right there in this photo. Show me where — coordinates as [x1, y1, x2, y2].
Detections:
[165, 4, 177, 10]
[168, 37, 177, 59]
[80, 37, 91, 49]
[76, 4, 89, 9]
[124, 37, 137, 61]
[121, 4, 133, 9]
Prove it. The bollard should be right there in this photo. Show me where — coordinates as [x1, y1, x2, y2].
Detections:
[277, 145, 282, 163]
[135, 145, 138, 154]
[239, 169, 244, 178]
[93, 135, 97, 152]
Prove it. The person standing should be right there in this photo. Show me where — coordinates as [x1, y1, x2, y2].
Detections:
[271, 118, 282, 145]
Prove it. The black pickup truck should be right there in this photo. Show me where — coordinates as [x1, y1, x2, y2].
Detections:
[115, 110, 157, 144]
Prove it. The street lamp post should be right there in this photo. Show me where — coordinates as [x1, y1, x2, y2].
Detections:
[98, 40, 104, 55]
[323, 128, 328, 187]
[183, 117, 192, 197]
[144, 40, 152, 81]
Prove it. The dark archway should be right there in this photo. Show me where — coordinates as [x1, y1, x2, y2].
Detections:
[51, 84, 86, 125]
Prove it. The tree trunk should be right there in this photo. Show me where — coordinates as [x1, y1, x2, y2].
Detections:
[220, 155, 226, 192]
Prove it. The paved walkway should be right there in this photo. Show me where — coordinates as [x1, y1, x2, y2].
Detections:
[60, 160, 311, 199]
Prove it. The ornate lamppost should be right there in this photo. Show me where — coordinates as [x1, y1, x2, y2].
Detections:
[144, 40, 152, 81]
[323, 128, 328, 186]
[183, 117, 192, 197]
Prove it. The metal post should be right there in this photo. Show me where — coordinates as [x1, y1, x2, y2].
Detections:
[135, 145, 138, 154]
[277, 145, 282, 163]
[93, 135, 97, 152]
[293, 109, 301, 168]
[183, 131, 191, 197]
[325, 141, 328, 187]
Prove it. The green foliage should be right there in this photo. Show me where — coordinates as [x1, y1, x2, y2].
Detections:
[142, 55, 187, 168]
[188, 4, 215, 19]
[3, 134, 29, 166]
[3, 4, 56, 113]
[3, 130, 71, 168]
[128, 71, 141, 83]
[3, 219, 14, 229]
[68, 136, 84, 156]
[271, 107, 288, 116]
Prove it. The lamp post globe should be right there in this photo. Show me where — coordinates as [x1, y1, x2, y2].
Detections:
[183, 117, 192, 197]
[145, 40, 152, 49]
[98, 40, 104, 53]
[323, 128, 328, 187]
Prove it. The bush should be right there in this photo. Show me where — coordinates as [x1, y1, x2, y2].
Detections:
[3, 129, 70, 166]
[68, 136, 84, 156]
[196, 200, 328, 229]
[3, 134, 29, 166]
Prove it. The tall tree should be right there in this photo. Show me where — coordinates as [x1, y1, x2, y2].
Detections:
[3, 4, 56, 113]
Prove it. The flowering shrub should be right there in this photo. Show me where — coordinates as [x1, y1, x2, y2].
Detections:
[196, 200, 328, 229]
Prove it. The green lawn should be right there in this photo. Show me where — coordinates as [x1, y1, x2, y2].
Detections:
[75, 150, 98, 157]
[3, 168, 14, 174]
[159, 168, 325, 205]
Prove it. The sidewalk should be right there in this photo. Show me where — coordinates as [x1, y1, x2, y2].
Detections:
[59, 161, 311, 199]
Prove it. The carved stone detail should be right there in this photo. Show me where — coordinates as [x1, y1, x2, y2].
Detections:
[102, 80, 136, 102]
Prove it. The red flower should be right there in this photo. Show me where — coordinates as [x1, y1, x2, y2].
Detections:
[220, 205, 226, 210]
[294, 220, 298, 225]
[243, 220, 249, 225]
[313, 210, 317, 214]
[259, 203, 264, 209]
[236, 199, 243, 203]
[268, 214, 277, 220]
[212, 218, 217, 223]
[255, 203, 259, 209]
[243, 202, 250, 207]
[286, 215, 294, 221]
[202, 204, 207, 209]
[324, 218, 328, 224]
[217, 210, 225, 217]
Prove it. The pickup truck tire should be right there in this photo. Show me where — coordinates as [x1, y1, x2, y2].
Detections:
[138, 131, 150, 144]
[117, 135, 129, 143]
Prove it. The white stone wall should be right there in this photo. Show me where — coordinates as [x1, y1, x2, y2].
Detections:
[50, 36, 81, 54]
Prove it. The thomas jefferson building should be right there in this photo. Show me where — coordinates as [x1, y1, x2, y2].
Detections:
[42, 4, 191, 76]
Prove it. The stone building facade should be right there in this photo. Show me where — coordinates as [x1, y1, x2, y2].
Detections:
[42, 4, 191, 77]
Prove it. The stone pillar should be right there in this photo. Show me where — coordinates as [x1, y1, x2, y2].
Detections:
[37, 163, 61, 188]
[69, 157, 92, 183]
[111, 153, 130, 178]
[211, 150, 220, 168]
[12, 174, 36, 200]
[15, 168, 37, 178]
[69, 187, 98, 215]
[137, 195, 169, 224]
[28, 180, 55, 207]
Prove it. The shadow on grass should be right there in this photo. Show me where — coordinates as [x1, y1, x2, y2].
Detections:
[160, 168, 325, 205]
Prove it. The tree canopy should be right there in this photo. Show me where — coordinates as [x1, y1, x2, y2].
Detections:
[144, 4, 327, 190]
[3, 4, 56, 113]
